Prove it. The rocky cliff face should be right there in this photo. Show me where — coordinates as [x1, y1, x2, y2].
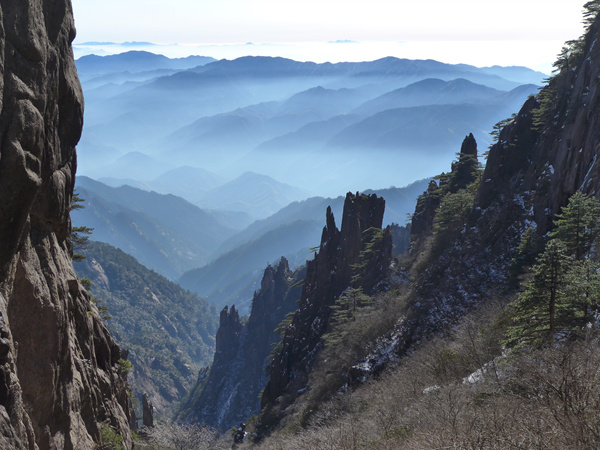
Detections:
[179, 258, 301, 431]
[411, 133, 480, 240]
[0, 1, 131, 448]
[479, 18, 600, 230]
[260, 193, 390, 428]
[400, 14, 600, 344]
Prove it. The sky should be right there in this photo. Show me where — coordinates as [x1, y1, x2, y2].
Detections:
[71, 0, 589, 72]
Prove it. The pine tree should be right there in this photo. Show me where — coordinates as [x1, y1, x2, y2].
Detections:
[329, 288, 371, 325]
[70, 191, 94, 261]
[583, 1, 600, 28]
[505, 240, 571, 348]
[352, 227, 392, 295]
[433, 189, 474, 237]
[562, 259, 600, 326]
[513, 226, 545, 271]
[550, 191, 600, 260]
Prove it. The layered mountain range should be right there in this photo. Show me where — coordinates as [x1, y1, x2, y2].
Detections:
[5, 0, 599, 447]
[75, 51, 542, 197]
[177, 8, 600, 446]
[72, 173, 428, 311]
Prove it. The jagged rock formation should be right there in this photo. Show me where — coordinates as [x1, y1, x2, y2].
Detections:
[478, 19, 600, 231]
[260, 193, 390, 429]
[179, 258, 302, 431]
[411, 133, 480, 240]
[402, 13, 600, 344]
[142, 393, 154, 428]
[0, 1, 131, 448]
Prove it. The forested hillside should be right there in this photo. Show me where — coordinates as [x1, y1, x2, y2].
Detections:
[74, 241, 218, 419]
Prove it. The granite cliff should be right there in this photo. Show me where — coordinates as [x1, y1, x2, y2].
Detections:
[404, 12, 600, 340]
[179, 258, 303, 431]
[0, 1, 130, 448]
[259, 192, 391, 431]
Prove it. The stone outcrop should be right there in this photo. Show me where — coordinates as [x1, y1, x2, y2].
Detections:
[260, 193, 389, 427]
[479, 15, 600, 233]
[215, 305, 243, 362]
[411, 134, 480, 240]
[0, 1, 131, 448]
[142, 393, 154, 428]
[179, 258, 301, 431]
[399, 13, 600, 345]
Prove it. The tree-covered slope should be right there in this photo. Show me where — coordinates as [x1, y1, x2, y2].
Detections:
[74, 241, 218, 419]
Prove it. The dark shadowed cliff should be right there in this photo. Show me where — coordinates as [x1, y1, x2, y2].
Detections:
[0, 1, 130, 448]
[178, 258, 303, 431]
[259, 193, 391, 431]
[403, 12, 600, 341]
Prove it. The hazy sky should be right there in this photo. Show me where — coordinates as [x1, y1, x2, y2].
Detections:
[71, 0, 588, 71]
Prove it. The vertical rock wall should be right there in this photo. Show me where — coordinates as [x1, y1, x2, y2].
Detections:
[180, 258, 301, 432]
[0, 1, 131, 448]
[261, 193, 387, 421]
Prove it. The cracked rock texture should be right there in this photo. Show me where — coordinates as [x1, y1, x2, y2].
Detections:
[0, 0, 131, 448]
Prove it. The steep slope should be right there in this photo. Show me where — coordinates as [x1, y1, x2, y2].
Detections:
[178, 258, 304, 431]
[74, 242, 218, 420]
[403, 12, 600, 340]
[0, 1, 131, 448]
[259, 193, 392, 430]
[72, 177, 243, 279]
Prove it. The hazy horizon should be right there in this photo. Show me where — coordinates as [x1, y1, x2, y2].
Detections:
[73, 40, 562, 74]
[72, 0, 588, 74]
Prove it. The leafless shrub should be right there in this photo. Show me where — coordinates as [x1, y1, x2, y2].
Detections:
[144, 422, 219, 450]
[255, 301, 600, 450]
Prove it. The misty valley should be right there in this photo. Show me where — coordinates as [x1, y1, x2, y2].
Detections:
[68, 52, 544, 427]
[4, 1, 600, 449]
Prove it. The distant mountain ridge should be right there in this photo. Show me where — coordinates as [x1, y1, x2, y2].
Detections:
[75, 50, 216, 81]
[195, 172, 312, 219]
[92, 169, 310, 220]
[73, 176, 246, 279]
[76, 53, 542, 196]
[189, 56, 544, 89]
